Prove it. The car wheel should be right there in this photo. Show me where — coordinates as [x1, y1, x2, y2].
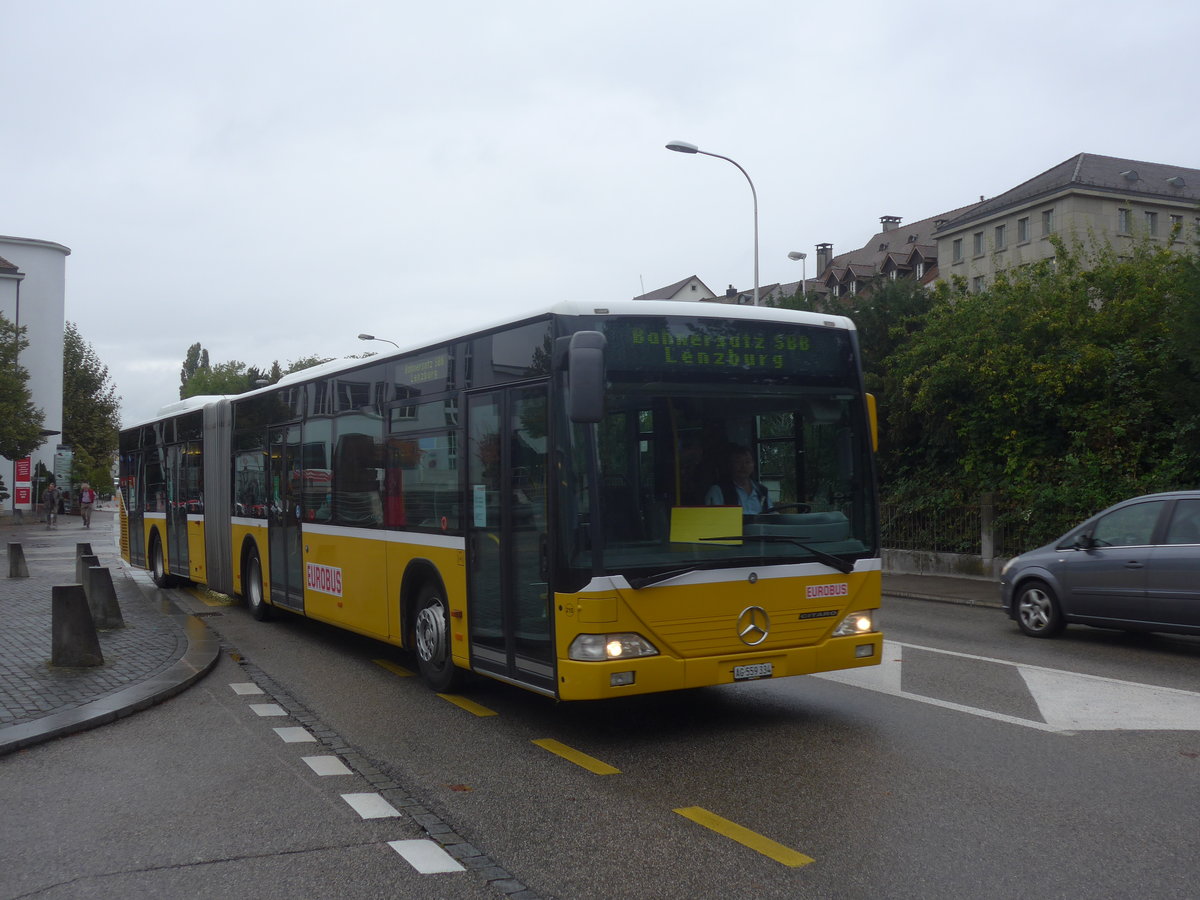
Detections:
[413, 582, 463, 692]
[244, 548, 271, 621]
[1015, 581, 1064, 637]
[150, 534, 177, 588]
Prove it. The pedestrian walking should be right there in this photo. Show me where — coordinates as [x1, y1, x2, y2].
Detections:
[42, 482, 62, 529]
[79, 482, 97, 528]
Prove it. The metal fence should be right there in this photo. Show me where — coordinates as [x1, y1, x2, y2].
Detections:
[880, 500, 1046, 559]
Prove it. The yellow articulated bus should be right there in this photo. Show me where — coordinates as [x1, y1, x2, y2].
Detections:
[119, 300, 882, 699]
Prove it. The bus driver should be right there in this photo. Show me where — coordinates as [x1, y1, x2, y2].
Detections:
[705, 444, 771, 514]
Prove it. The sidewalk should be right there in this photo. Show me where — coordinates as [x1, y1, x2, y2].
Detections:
[0, 508, 220, 756]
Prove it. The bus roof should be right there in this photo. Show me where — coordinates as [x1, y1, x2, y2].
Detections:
[125, 300, 857, 429]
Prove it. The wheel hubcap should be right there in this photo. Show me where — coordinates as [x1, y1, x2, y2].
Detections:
[415, 601, 446, 664]
[1019, 589, 1050, 630]
[248, 562, 261, 607]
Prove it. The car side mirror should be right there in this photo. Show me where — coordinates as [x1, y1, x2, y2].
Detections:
[1072, 534, 1094, 551]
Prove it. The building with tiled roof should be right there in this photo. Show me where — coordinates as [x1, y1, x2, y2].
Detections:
[632, 274, 717, 302]
[935, 153, 1200, 291]
[812, 203, 984, 299]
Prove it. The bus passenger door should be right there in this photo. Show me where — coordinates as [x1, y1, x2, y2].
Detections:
[467, 386, 553, 692]
[268, 424, 305, 612]
[166, 443, 190, 579]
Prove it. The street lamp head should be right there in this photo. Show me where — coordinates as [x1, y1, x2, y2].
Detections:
[359, 332, 400, 349]
[665, 140, 699, 154]
[788, 251, 807, 261]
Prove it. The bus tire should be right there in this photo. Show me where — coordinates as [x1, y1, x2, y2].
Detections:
[245, 547, 271, 622]
[150, 533, 178, 589]
[413, 581, 462, 692]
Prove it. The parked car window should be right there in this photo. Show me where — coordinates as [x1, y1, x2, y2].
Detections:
[1164, 498, 1200, 545]
[1090, 501, 1163, 547]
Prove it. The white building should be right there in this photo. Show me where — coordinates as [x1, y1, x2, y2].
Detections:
[0, 235, 71, 514]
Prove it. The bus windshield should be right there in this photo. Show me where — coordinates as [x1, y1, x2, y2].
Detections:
[558, 315, 877, 584]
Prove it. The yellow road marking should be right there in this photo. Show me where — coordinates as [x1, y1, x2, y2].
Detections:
[373, 659, 415, 678]
[674, 807, 815, 867]
[438, 694, 498, 717]
[532, 738, 620, 775]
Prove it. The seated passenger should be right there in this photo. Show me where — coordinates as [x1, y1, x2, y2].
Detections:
[705, 445, 771, 514]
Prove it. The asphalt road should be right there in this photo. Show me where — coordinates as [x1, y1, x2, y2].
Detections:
[4, 591, 1199, 899]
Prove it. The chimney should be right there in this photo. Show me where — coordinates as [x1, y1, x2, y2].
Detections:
[815, 243, 833, 274]
[880, 215, 902, 232]
[726, 284, 738, 298]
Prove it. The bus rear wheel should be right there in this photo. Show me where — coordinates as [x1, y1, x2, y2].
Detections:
[150, 535, 177, 589]
[414, 582, 462, 692]
[244, 548, 271, 621]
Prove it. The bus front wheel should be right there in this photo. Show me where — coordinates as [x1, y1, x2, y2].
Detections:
[414, 582, 462, 692]
[245, 549, 271, 621]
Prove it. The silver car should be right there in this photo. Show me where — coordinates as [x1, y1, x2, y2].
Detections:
[1001, 491, 1200, 637]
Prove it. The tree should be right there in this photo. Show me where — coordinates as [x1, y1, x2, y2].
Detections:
[0, 312, 46, 460]
[177, 348, 334, 400]
[181, 359, 256, 398]
[180, 342, 211, 399]
[886, 236, 1200, 543]
[62, 322, 121, 491]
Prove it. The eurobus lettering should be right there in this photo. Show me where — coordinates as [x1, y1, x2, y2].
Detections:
[118, 300, 882, 700]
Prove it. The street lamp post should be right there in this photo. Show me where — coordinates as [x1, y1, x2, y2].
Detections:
[357, 333, 399, 350]
[666, 140, 760, 306]
[787, 251, 807, 298]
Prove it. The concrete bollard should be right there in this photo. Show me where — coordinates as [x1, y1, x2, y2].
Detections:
[76, 542, 94, 561]
[51, 584, 104, 667]
[86, 566, 125, 629]
[8, 542, 30, 578]
[76, 553, 100, 587]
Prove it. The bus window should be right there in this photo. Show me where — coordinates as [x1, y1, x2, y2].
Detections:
[333, 426, 383, 527]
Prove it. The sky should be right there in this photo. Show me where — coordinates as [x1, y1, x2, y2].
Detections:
[5, 0, 1200, 426]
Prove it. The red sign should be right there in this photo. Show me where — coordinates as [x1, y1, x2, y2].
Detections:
[15, 458, 31, 482]
[15, 488, 31, 504]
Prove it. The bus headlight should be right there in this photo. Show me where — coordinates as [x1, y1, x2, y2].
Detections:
[569, 633, 659, 661]
[832, 611, 875, 636]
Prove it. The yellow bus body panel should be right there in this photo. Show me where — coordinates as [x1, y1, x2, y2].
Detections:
[187, 519, 207, 583]
[554, 568, 882, 700]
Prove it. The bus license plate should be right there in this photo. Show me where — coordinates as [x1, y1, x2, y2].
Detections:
[733, 663, 773, 681]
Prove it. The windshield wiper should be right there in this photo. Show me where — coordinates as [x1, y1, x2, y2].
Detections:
[699, 535, 855, 574]
[626, 567, 699, 590]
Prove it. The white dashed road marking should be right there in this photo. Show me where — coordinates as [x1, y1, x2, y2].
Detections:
[232, 678, 473, 881]
[342, 792, 402, 819]
[249, 703, 287, 717]
[273, 726, 317, 743]
[388, 840, 466, 873]
[303, 755, 354, 776]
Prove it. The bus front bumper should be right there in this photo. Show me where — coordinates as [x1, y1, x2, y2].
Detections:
[554, 633, 883, 700]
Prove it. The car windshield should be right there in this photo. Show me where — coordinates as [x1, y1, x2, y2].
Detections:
[558, 380, 877, 583]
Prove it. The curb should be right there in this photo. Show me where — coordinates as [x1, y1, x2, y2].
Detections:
[0, 574, 222, 757]
[884, 589, 1004, 610]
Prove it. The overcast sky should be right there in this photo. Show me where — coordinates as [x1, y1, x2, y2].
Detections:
[5, 0, 1199, 426]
